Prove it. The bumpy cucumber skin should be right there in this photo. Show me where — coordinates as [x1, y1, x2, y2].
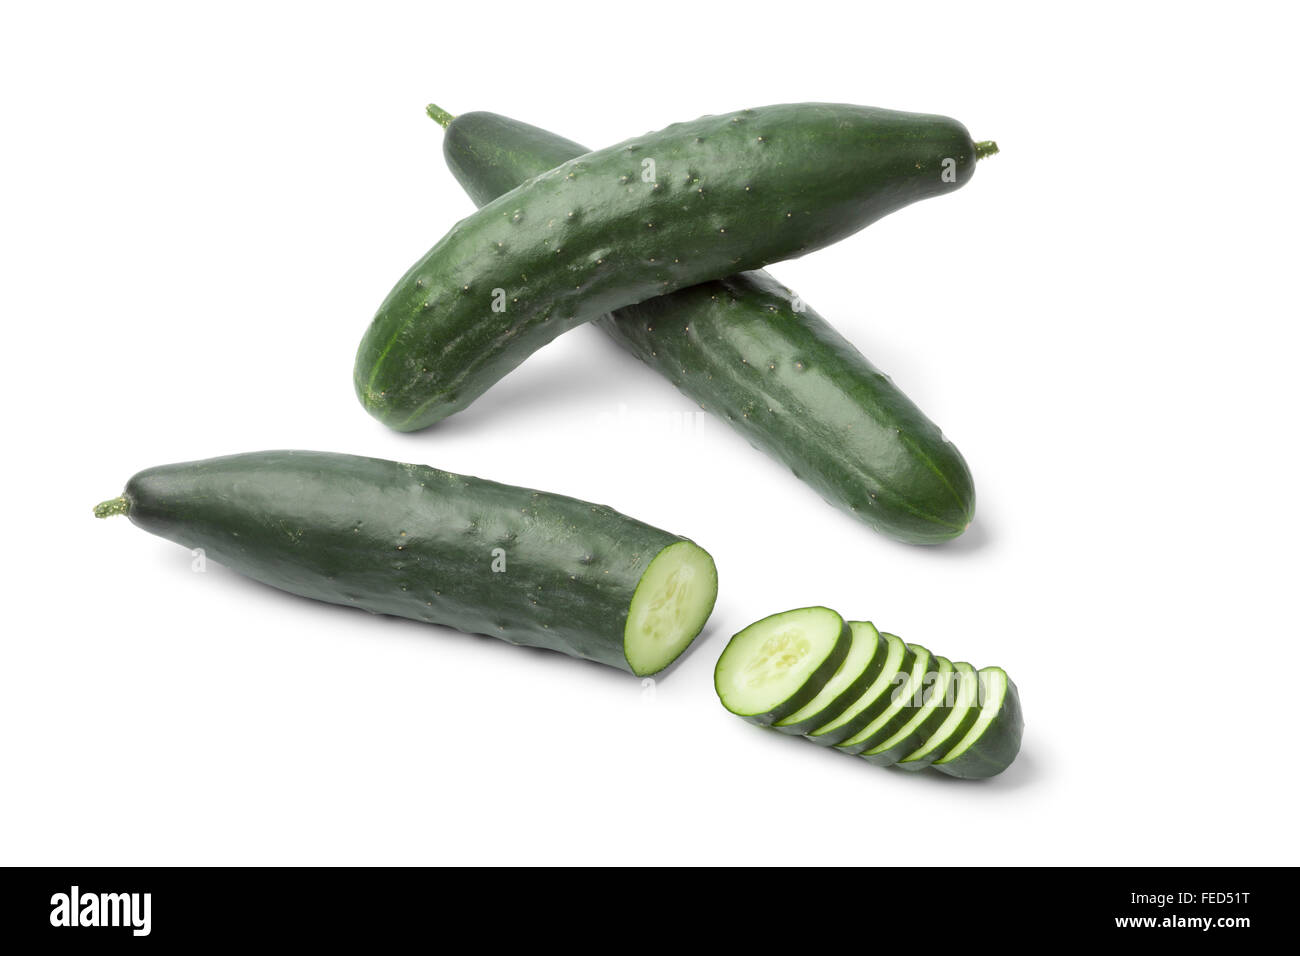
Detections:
[934, 671, 1024, 779]
[436, 110, 974, 542]
[444, 111, 591, 209]
[114, 450, 711, 675]
[360, 103, 980, 432]
[860, 656, 954, 767]
[611, 275, 974, 540]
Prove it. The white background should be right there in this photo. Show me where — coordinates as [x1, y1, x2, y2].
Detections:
[2, 2, 1297, 866]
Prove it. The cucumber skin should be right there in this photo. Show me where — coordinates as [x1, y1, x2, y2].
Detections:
[860, 656, 954, 767]
[359, 103, 980, 432]
[805, 636, 917, 748]
[610, 274, 974, 540]
[714, 609, 853, 725]
[444, 111, 591, 209]
[743, 616, 852, 726]
[114, 450, 711, 675]
[934, 672, 1024, 779]
[835, 642, 935, 756]
[436, 110, 974, 542]
[772, 622, 886, 736]
[895, 662, 982, 771]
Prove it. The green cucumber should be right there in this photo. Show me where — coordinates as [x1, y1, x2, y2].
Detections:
[713, 607, 851, 724]
[934, 667, 1024, 779]
[428, 107, 982, 543]
[896, 661, 982, 771]
[94, 450, 717, 676]
[358, 102, 995, 433]
[806, 629, 914, 747]
[771, 620, 885, 735]
[860, 655, 954, 766]
[835, 642, 935, 756]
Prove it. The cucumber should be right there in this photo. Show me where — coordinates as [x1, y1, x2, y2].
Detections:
[835, 642, 935, 756]
[358, 102, 996, 433]
[713, 607, 851, 724]
[860, 655, 954, 766]
[93, 450, 717, 676]
[895, 661, 982, 771]
[806, 629, 914, 747]
[715, 608, 1024, 777]
[428, 107, 981, 543]
[771, 620, 885, 735]
[934, 667, 1024, 779]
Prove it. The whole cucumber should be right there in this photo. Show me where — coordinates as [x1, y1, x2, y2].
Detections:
[433, 107, 985, 542]
[356, 103, 994, 433]
[94, 451, 718, 676]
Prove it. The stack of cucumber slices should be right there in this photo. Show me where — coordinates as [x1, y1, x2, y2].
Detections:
[714, 607, 1023, 778]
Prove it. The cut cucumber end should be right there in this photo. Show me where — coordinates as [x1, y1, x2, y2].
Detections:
[974, 140, 999, 159]
[714, 606, 849, 722]
[773, 620, 885, 735]
[624, 540, 718, 676]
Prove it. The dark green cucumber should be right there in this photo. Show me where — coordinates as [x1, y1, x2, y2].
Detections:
[358, 102, 994, 433]
[93, 450, 718, 676]
[835, 642, 935, 756]
[934, 667, 1024, 779]
[771, 620, 886, 735]
[806, 629, 915, 747]
[714, 607, 851, 725]
[896, 661, 982, 771]
[431, 108, 980, 542]
[860, 655, 955, 766]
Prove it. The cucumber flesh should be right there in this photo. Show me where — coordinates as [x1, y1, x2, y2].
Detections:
[806, 630, 912, 747]
[772, 621, 885, 735]
[934, 667, 1024, 779]
[860, 655, 954, 766]
[714, 607, 851, 724]
[896, 661, 981, 771]
[624, 540, 718, 676]
[835, 643, 934, 756]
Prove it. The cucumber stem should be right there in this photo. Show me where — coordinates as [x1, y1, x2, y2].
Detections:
[975, 140, 999, 160]
[94, 496, 129, 519]
[426, 103, 454, 128]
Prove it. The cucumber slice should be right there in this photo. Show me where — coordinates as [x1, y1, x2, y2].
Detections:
[895, 661, 981, 771]
[771, 621, 886, 735]
[806, 630, 913, 747]
[934, 667, 1024, 779]
[835, 643, 935, 756]
[624, 540, 719, 676]
[860, 656, 954, 766]
[714, 607, 851, 725]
